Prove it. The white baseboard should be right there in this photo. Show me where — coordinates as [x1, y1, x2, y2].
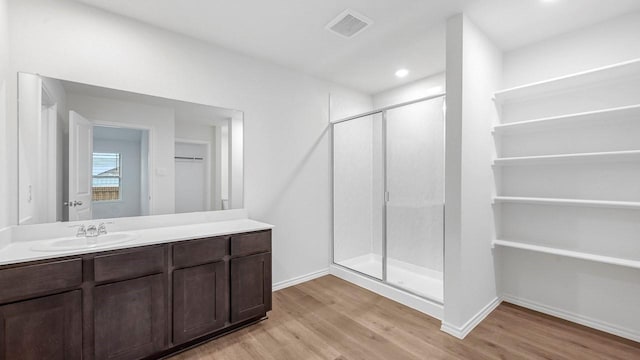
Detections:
[272, 268, 330, 292]
[441, 297, 501, 339]
[330, 264, 443, 320]
[502, 294, 640, 343]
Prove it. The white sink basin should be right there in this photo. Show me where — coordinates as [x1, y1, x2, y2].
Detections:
[31, 232, 137, 252]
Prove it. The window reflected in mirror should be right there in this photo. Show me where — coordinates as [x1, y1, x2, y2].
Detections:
[92, 152, 121, 202]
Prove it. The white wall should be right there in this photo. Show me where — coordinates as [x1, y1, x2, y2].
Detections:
[140, 132, 150, 216]
[443, 14, 501, 337]
[503, 11, 640, 88]
[219, 125, 229, 207]
[41, 77, 68, 222]
[0, 0, 9, 236]
[66, 93, 176, 216]
[41, 77, 68, 121]
[16, 74, 41, 224]
[17, 76, 68, 224]
[229, 113, 243, 209]
[373, 73, 445, 109]
[498, 10, 640, 341]
[6, 0, 372, 285]
[175, 122, 215, 143]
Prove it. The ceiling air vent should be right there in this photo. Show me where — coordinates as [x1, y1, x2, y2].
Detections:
[326, 9, 373, 39]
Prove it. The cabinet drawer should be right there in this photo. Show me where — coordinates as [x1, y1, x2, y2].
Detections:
[94, 246, 164, 283]
[173, 236, 228, 269]
[0, 258, 82, 304]
[230, 231, 271, 257]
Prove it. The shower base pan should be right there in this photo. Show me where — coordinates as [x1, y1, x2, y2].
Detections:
[337, 253, 443, 303]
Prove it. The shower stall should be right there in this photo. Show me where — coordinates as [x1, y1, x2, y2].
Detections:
[332, 94, 445, 304]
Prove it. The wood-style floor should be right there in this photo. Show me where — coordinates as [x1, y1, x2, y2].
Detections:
[169, 275, 640, 360]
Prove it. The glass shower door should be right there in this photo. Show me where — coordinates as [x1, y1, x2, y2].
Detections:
[333, 113, 384, 280]
[384, 98, 445, 301]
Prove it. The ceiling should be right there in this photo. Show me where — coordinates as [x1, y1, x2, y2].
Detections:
[74, 0, 640, 94]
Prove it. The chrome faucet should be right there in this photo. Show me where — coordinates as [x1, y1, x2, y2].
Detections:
[72, 222, 112, 238]
[86, 225, 99, 237]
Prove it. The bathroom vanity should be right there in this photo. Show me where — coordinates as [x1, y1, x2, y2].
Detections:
[2, 71, 273, 359]
[0, 218, 273, 360]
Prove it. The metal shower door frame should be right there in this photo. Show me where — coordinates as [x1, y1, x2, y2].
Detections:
[330, 92, 446, 300]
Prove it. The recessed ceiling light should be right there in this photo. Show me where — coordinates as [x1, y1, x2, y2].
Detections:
[395, 69, 409, 78]
[541, 0, 557, 3]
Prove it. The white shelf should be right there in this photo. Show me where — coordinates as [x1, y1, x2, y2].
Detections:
[493, 150, 640, 166]
[493, 196, 640, 210]
[493, 58, 640, 104]
[493, 239, 640, 270]
[493, 104, 640, 135]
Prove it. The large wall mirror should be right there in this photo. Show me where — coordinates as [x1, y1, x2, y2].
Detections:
[18, 73, 243, 225]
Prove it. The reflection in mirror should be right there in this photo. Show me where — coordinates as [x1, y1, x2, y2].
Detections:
[18, 73, 243, 225]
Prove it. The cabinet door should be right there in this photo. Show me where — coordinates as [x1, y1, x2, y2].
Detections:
[173, 261, 227, 344]
[0, 290, 82, 360]
[230, 253, 271, 323]
[94, 274, 166, 360]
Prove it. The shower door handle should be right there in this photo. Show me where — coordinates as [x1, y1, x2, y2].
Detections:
[385, 191, 390, 202]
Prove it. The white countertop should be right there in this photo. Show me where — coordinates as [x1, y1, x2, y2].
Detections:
[0, 218, 273, 266]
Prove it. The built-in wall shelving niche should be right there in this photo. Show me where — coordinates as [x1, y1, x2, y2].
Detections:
[493, 58, 640, 104]
[493, 196, 640, 210]
[493, 150, 640, 166]
[492, 240, 640, 270]
[492, 57, 640, 300]
[492, 104, 640, 135]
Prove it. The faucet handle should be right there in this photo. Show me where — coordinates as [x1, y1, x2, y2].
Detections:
[73, 225, 86, 237]
[98, 222, 108, 235]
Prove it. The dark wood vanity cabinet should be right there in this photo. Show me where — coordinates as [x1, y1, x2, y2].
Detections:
[92, 246, 167, 360]
[231, 253, 272, 323]
[0, 290, 82, 360]
[94, 274, 166, 360]
[171, 235, 229, 344]
[230, 231, 273, 323]
[173, 261, 227, 344]
[0, 229, 272, 360]
[0, 258, 83, 360]
[171, 231, 273, 343]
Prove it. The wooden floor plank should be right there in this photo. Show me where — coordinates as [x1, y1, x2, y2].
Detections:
[169, 275, 640, 360]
